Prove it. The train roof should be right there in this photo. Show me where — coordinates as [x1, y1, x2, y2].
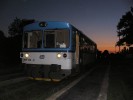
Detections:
[23, 21, 71, 31]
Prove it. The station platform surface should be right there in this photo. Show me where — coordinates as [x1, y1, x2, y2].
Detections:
[57, 65, 108, 100]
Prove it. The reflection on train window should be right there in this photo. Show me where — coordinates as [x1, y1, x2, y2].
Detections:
[23, 31, 42, 48]
[44, 29, 69, 48]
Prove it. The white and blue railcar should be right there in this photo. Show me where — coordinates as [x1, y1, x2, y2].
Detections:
[20, 21, 97, 81]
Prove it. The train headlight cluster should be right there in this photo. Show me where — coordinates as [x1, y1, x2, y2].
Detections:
[57, 53, 67, 58]
[25, 53, 29, 58]
[57, 53, 61, 58]
[63, 53, 67, 58]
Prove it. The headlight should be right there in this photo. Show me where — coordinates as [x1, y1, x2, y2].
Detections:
[25, 53, 29, 58]
[57, 53, 61, 58]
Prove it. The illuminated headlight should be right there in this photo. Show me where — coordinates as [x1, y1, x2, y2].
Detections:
[57, 53, 61, 58]
[25, 53, 29, 58]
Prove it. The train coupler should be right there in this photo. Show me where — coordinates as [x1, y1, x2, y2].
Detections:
[50, 64, 61, 72]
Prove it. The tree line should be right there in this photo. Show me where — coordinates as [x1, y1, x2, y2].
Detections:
[0, 18, 35, 64]
[116, 7, 133, 52]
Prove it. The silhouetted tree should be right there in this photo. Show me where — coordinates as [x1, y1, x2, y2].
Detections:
[0, 30, 6, 45]
[96, 50, 102, 59]
[116, 7, 133, 46]
[0, 30, 5, 38]
[102, 50, 110, 64]
[5, 36, 22, 63]
[8, 17, 35, 37]
[102, 50, 109, 58]
[0, 30, 7, 62]
[6, 18, 35, 63]
[0, 30, 6, 50]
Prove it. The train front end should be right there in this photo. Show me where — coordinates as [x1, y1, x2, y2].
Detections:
[20, 21, 75, 82]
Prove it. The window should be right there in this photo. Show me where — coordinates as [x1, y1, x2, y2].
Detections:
[23, 29, 70, 49]
[23, 31, 42, 48]
[44, 29, 69, 48]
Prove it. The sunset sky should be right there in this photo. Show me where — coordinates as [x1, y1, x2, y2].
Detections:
[0, 0, 132, 52]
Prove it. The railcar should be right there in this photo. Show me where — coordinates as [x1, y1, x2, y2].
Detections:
[20, 21, 97, 82]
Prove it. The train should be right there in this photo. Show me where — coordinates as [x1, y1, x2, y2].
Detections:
[20, 21, 97, 82]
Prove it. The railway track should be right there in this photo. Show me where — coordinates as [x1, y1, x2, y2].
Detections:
[0, 76, 78, 100]
[0, 65, 98, 100]
[0, 72, 25, 81]
[0, 77, 28, 87]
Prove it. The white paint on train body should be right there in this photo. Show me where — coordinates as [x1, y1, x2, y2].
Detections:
[21, 52, 76, 70]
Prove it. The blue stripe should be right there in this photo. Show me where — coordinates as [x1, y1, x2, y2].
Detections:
[24, 21, 71, 31]
[22, 48, 75, 52]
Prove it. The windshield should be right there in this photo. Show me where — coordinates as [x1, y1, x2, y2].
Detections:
[23, 31, 42, 48]
[23, 29, 69, 49]
[44, 29, 69, 48]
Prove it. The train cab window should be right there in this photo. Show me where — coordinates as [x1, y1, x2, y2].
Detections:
[23, 33, 28, 48]
[44, 29, 69, 48]
[45, 34, 55, 48]
[23, 31, 42, 48]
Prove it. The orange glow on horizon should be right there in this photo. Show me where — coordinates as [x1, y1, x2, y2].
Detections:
[92, 33, 118, 53]
[98, 46, 115, 53]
